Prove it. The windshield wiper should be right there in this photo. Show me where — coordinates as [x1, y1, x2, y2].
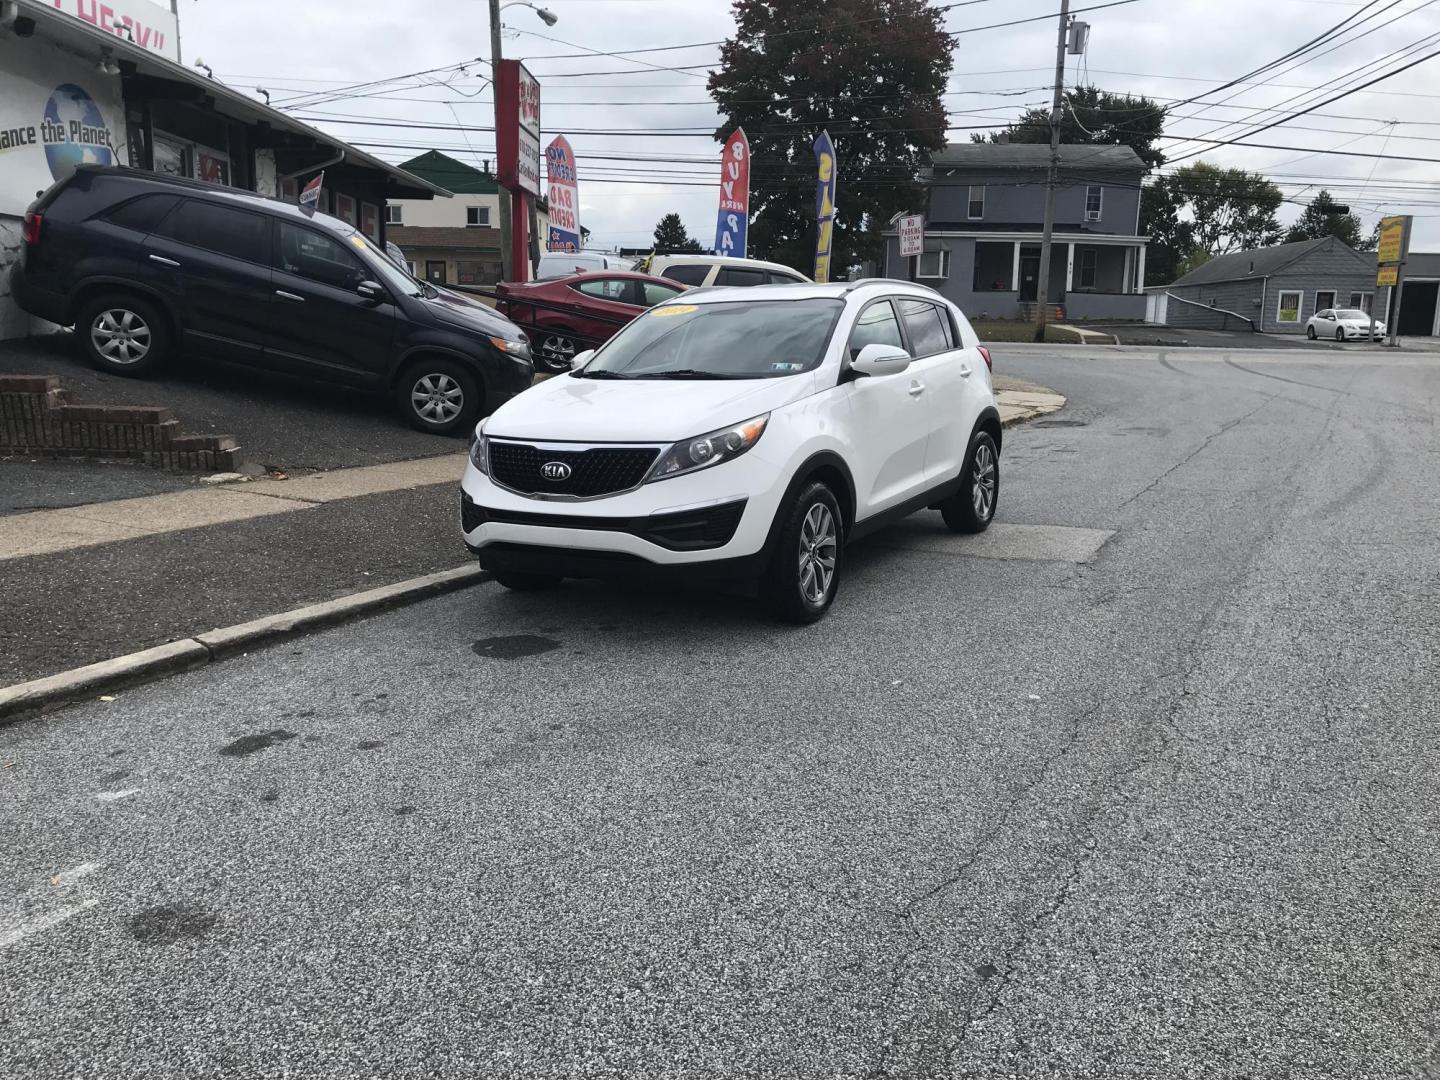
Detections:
[574, 369, 631, 379]
[632, 369, 751, 380]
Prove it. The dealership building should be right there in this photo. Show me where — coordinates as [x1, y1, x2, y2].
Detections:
[0, 0, 450, 338]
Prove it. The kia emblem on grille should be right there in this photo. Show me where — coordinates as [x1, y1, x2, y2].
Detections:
[540, 461, 572, 481]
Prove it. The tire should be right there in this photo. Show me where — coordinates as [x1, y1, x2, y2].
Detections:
[536, 330, 579, 373]
[396, 357, 482, 435]
[492, 571, 561, 592]
[1306, 325, 1317, 340]
[1335, 327, 1346, 342]
[940, 430, 999, 534]
[762, 481, 843, 624]
[76, 293, 170, 376]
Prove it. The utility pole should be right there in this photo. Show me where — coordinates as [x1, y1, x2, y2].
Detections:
[1033, 0, 1071, 343]
[489, 0, 513, 282]
[170, 0, 182, 63]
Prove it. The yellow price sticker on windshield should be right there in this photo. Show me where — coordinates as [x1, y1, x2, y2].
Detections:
[650, 304, 697, 317]
[350, 236, 369, 250]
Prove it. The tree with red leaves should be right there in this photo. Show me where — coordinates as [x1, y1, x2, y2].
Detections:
[708, 0, 953, 275]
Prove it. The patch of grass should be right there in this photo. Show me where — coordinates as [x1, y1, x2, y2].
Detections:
[969, 319, 1084, 344]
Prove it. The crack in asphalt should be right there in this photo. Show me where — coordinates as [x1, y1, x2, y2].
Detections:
[1117, 392, 1280, 509]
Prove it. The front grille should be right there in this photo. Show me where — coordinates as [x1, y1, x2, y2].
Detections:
[487, 440, 660, 498]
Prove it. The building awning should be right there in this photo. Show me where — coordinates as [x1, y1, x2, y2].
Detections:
[14, 0, 451, 200]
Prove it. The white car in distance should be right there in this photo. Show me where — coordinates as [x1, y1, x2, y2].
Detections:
[461, 281, 1002, 622]
[1307, 307, 1386, 341]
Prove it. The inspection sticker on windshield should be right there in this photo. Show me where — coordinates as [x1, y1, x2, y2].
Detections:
[771, 362, 804, 372]
[650, 304, 697, 317]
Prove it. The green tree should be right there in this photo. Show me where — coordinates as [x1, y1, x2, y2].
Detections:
[977, 86, 1169, 168]
[1140, 180, 1190, 285]
[708, 0, 953, 273]
[1141, 161, 1284, 283]
[1284, 190, 1364, 248]
[652, 212, 702, 252]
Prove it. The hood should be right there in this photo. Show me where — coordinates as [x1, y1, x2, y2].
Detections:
[484, 371, 817, 443]
[425, 288, 522, 339]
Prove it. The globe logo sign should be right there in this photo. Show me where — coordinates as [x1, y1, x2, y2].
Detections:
[42, 84, 115, 180]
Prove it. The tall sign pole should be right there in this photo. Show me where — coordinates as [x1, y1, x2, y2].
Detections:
[1033, 0, 1070, 342]
[488, 0, 511, 281]
[496, 59, 541, 282]
[1375, 214, 1411, 347]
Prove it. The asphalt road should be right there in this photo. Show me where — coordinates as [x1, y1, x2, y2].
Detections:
[3, 347, 1439, 1078]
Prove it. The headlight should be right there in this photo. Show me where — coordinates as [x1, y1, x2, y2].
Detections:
[468, 422, 489, 474]
[490, 335, 532, 362]
[648, 414, 768, 483]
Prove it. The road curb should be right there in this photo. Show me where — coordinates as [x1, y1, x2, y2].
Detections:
[0, 564, 490, 725]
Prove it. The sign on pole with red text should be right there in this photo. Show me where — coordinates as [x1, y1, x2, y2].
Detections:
[298, 171, 323, 212]
[713, 128, 749, 257]
[899, 214, 924, 258]
[497, 60, 541, 196]
[545, 135, 580, 252]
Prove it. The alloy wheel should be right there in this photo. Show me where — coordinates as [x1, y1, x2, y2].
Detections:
[91, 309, 152, 365]
[971, 441, 997, 520]
[410, 372, 464, 423]
[797, 502, 837, 605]
[540, 335, 577, 368]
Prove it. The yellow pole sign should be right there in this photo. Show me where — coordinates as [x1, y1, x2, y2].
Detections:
[1377, 216, 1405, 263]
[1377, 264, 1399, 287]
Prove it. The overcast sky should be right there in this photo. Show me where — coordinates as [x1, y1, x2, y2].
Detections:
[179, 0, 1440, 249]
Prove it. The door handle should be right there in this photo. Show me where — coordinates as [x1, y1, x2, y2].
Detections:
[908, 381, 925, 397]
[958, 365, 972, 378]
[274, 290, 306, 303]
[147, 254, 180, 267]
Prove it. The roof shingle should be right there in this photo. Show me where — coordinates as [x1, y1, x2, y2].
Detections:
[931, 143, 1146, 172]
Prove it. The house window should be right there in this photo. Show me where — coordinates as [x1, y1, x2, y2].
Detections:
[385, 205, 403, 225]
[1277, 290, 1303, 324]
[1079, 249, 1098, 288]
[967, 185, 985, 219]
[916, 249, 949, 279]
[466, 206, 490, 227]
[1085, 185, 1103, 222]
[1349, 291, 1373, 313]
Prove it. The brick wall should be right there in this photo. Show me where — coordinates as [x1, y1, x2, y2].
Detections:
[0, 375, 242, 472]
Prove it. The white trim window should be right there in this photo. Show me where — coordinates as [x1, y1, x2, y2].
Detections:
[1277, 289, 1304, 324]
[916, 249, 949, 279]
[967, 185, 985, 220]
[385, 205, 403, 225]
[1349, 291, 1373, 313]
[466, 206, 491, 227]
[1085, 185, 1103, 222]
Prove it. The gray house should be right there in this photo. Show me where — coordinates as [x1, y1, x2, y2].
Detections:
[1149, 236, 1377, 334]
[1395, 252, 1440, 336]
[881, 144, 1150, 321]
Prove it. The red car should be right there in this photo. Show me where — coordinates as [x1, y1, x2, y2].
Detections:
[495, 271, 689, 372]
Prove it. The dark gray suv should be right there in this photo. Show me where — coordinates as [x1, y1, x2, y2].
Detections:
[11, 166, 534, 434]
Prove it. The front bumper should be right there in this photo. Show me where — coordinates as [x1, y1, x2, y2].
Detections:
[459, 449, 787, 576]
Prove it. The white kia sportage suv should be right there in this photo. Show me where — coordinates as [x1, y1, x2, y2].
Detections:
[461, 280, 1002, 622]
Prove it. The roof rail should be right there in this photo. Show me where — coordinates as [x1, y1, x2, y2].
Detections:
[842, 277, 941, 295]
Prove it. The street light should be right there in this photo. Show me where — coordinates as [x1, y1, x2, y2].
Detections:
[490, 0, 558, 281]
[501, 1, 558, 26]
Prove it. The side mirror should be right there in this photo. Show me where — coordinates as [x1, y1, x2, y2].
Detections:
[850, 343, 911, 377]
[356, 280, 385, 303]
[569, 349, 596, 371]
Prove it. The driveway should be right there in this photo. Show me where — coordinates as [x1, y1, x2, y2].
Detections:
[1088, 323, 1437, 351]
[0, 334, 457, 473]
[3, 347, 1437, 1078]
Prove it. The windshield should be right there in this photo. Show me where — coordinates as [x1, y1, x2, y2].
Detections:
[578, 298, 843, 380]
[1335, 309, 1369, 320]
[346, 231, 425, 297]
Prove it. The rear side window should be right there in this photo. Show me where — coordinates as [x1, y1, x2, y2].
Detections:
[640, 281, 684, 307]
[848, 300, 907, 360]
[765, 270, 805, 285]
[716, 266, 767, 287]
[156, 200, 268, 264]
[104, 194, 179, 234]
[573, 278, 629, 301]
[899, 299, 952, 357]
[661, 264, 710, 286]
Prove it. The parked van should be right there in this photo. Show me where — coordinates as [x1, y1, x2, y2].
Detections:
[641, 254, 811, 288]
[535, 250, 631, 279]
